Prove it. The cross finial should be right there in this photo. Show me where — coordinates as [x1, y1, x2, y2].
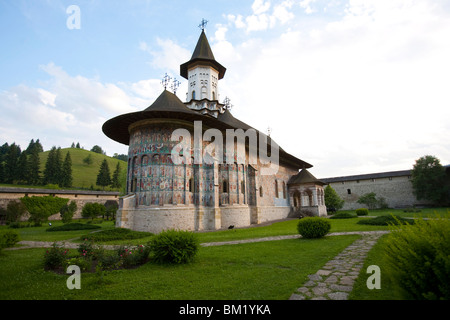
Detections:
[161, 73, 171, 90]
[223, 96, 233, 110]
[198, 18, 208, 31]
[171, 78, 181, 95]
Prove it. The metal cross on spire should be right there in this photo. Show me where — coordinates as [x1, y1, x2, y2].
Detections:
[223, 96, 233, 110]
[198, 18, 208, 31]
[161, 73, 172, 90]
[171, 78, 181, 95]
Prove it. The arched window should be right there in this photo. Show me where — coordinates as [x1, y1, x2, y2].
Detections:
[192, 90, 196, 100]
[212, 91, 216, 100]
[201, 86, 207, 99]
[189, 177, 194, 193]
[259, 186, 263, 197]
[282, 181, 286, 199]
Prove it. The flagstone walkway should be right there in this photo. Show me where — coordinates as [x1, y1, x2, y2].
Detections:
[289, 231, 388, 300]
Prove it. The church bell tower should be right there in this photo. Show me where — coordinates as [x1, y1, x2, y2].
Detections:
[180, 19, 227, 117]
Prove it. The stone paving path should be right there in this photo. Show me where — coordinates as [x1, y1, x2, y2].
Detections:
[289, 231, 389, 300]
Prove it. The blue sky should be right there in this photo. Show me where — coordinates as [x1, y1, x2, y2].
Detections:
[1, 0, 449, 178]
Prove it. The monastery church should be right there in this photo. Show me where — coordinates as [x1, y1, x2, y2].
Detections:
[103, 27, 327, 233]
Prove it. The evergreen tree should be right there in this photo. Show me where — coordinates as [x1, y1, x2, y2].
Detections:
[34, 139, 43, 153]
[111, 162, 121, 189]
[43, 146, 62, 185]
[16, 151, 29, 184]
[60, 151, 73, 188]
[4, 143, 21, 184]
[27, 147, 41, 185]
[71, 142, 76, 148]
[96, 159, 111, 190]
[76, 142, 81, 148]
[324, 185, 344, 210]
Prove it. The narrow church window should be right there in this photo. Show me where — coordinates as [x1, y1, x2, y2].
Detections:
[223, 180, 229, 193]
[282, 181, 286, 199]
[241, 181, 245, 194]
[189, 177, 194, 193]
[192, 90, 196, 100]
[212, 91, 215, 100]
[274, 180, 278, 198]
[259, 186, 263, 197]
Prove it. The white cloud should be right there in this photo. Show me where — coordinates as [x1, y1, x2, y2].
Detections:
[219, 0, 450, 177]
[0, 63, 164, 156]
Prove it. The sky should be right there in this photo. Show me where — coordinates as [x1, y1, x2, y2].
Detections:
[1, 0, 449, 179]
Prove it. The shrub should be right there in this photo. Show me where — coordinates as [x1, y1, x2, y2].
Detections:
[357, 215, 414, 226]
[6, 200, 27, 224]
[329, 212, 357, 219]
[21, 196, 69, 226]
[81, 202, 106, 220]
[43, 242, 69, 270]
[60, 201, 77, 224]
[0, 230, 21, 249]
[117, 244, 151, 268]
[150, 229, 199, 264]
[383, 216, 450, 300]
[355, 208, 369, 216]
[297, 217, 331, 239]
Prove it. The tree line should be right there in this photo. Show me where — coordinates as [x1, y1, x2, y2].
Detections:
[0, 139, 125, 190]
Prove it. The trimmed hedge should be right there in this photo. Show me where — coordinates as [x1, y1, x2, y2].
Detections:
[297, 217, 331, 239]
[329, 212, 357, 219]
[46, 223, 101, 232]
[357, 215, 414, 226]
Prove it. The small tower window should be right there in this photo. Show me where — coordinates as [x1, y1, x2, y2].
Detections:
[212, 91, 216, 100]
[192, 90, 196, 100]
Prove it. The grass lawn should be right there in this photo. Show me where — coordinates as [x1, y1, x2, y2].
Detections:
[349, 234, 406, 300]
[0, 235, 359, 300]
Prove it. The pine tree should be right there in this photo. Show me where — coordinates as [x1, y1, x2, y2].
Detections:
[16, 151, 29, 184]
[324, 185, 344, 211]
[60, 151, 73, 188]
[96, 159, 111, 190]
[43, 146, 62, 185]
[111, 162, 121, 189]
[4, 143, 21, 184]
[28, 147, 41, 185]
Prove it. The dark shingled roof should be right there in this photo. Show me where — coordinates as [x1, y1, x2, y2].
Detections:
[288, 169, 326, 185]
[180, 30, 226, 79]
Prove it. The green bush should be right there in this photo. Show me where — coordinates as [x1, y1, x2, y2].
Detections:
[0, 230, 21, 249]
[21, 195, 69, 226]
[46, 222, 101, 232]
[297, 217, 331, 239]
[329, 212, 357, 219]
[150, 229, 199, 264]
[357, 215, 414, 226]
[43, 242, 69, 270]
[60, 201, 77, 224]
[355, 208, 369, 216]
[81, 202, 105, 220]
[383, 216, 450, 300]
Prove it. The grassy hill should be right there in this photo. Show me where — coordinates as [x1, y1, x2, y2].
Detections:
[38, 148, 127, 192]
